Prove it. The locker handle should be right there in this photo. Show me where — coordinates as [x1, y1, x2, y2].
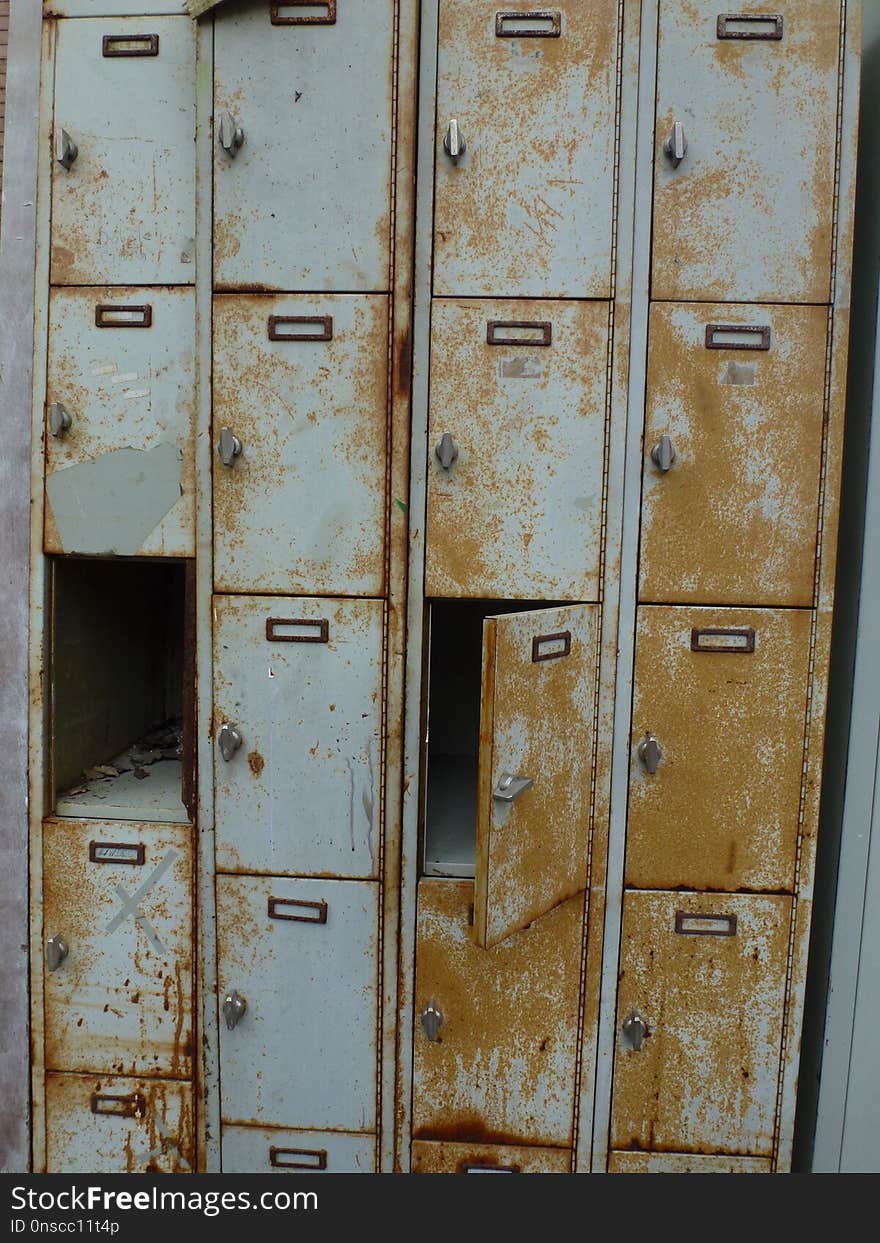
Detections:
[622, 1011, 648, 1051]
[218, 722, 243, 762]
[223, 990, 247, 1031]
[493, 773, 533, 802]
[662, 120, 687, 168]
[54, 128, 78, 171]
[269, 1147, 328, 1170]
[217, 427, 242, 467]
[46, 934, 69, 973]
[420, 1000, 444, 1042]
[443, 119, 466, 162]
[650, 435, 676, 472]
[218, 111, 245, 157]
[434, 433, 459, 471]
[48, 402, 72, 439]
[637, 733, 662, 774]
[90, 1091, 145, 1118]
[271, 1, 337, 24]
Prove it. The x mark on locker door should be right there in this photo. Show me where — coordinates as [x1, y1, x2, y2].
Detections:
[474, 604, 599, 949]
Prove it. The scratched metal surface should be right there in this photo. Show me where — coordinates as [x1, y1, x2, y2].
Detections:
[45, 1072, 194, 1173]
[213, 0, 395, 291]
[212, 294, 389, 596]
[44, 287, 195, 558]
[639, 302, 828, 607]
[626, 605, 811, 893]
[433, 1, 620, 298]
[222, 1125, 376, 1174]
[50, 17, 196, 286]
[216, 874, 379, 1132]
[412, 880, 583, 1149]
[424, 299, 609, 600]
[652, 0, 840, 303]
[411, 1139, 571, 1174]
[474, 605, 598, 949]
[610, 891, 791, 1157]
[212, 593, 383, 878]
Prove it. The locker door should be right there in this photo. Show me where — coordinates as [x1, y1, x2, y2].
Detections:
[639, 304, 827, 607]
[222, 1127, 376, 1174]
[213, 1, 395, 292]
[45, 288, 195, 559]
[626, 606, 811, 893]
[45, 1074, 193, 1174]
[652, 1, 840, 303]
[217, 876, 378, 1132]
[43, 819, 193, 1079]
[425, 301, 608, 601]
[433, 1, 619, 297]
[213, 595, 382, 879]
[608, 1153, 771, 1173]
[51, 18, 196, 287]
[212, 295, 388, 597]
[610, 892, 791, 1157]
[412, 880, 582, 1149]
[51, 3, 188, 13]
[412, 1141, 571, 1174]
[474, 604, 598, 949]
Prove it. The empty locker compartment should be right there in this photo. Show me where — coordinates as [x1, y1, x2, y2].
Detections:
[411, 1140, 571, 1174]
[42, 818, 193, 1079]
[222, 1126, 376, 1174]
[424, 601, 597, 947]
[45, 1073, 194, 1174]
[50, 557, 194, 824]
[44, 287, 196, 560]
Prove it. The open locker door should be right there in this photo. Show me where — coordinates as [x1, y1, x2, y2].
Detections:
[474, 604, 598, 948]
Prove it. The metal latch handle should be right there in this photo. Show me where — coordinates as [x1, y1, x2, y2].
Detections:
[651, 434, 676, 472]
[435, 432, 459, 471]
[443, 119, 466, 162]
[663, 119, 687, 168]
[46, 934, 69, 973]
[218, 111, 245, 156]
[55, 128, 78, 170]
[223, 990, 247, 1031]
[217, 427, 242, 467]
[493, 773, 534, 803]
[637, 733, 662, 774]
[48, 402, 72, 439]
[420, 1000, 444, 1042]
[218, 722, 243, 762]
[622, 1010, 648, 1051]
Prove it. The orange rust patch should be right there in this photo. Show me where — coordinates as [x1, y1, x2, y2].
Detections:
[247, 750, 265, 777]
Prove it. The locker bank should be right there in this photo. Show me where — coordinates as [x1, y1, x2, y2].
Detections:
[0, 0, 875, 1174]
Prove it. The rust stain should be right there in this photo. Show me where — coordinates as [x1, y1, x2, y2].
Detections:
[411, 1139, 571, 1174]
[247, 750, 265, 777]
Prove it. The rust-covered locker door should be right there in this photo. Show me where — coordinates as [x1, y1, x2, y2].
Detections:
[212, 594, 382, 878]
[45, 1074, 193, 1174]
[610, 891, 791, 1158]
[652, 1, 840, 303]
[626, 605, 811, 893]
[412, 1140, 571, 1174]
[222, 1127, 376, 1174]
[44, 288, 196, 559]
[212, 295, 388, 596]
[42, 819, 193, 1080]
[639, 305, 827, 607]
[474, 604, 598, 949]
[51, 17, 195, 286]
[425, 301, 608, 600]
[433, 1, 619, 297]
[216, 875, 378, 1133]
[412, 880, 582, 1151]
[213, 1, 395, 292]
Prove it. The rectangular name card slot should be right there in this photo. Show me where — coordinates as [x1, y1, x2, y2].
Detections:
[486, 320, 552, 347]
[89, 841, 146, 866]
[269, 1147, 328, 1169]
[265, 617, 329, 644]
[716, 14, 783, 41]
[465, 1166, 517, 1174]
[495, 11, 561, 38]
[675, 911, 738, 937]
[271, 2, 337, 24]
[691, 627, 756, 654]
[94, 304, 152, 329]
[102, 34, 160, 58]
[705, 323, 771, 351]
[267, 315, 333, 342]
[268, 897, 328, 924]
[90, 1092, 146, 1118]
[531, 630, 572, 663]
